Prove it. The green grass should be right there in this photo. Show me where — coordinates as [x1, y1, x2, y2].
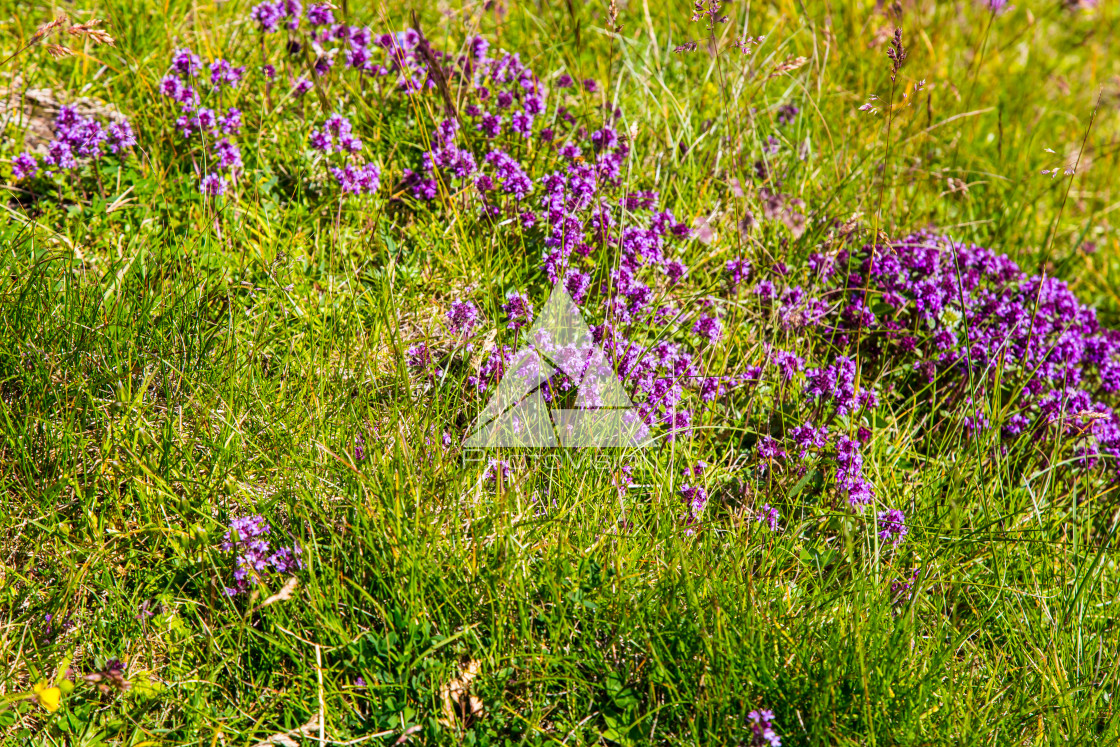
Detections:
[2, 0, 1120, 744]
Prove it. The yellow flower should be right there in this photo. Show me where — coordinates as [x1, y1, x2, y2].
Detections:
[32, 681, 61, 712]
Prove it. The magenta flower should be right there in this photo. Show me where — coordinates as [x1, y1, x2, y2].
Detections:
[11, 152, 38, 180]
[501, 292, 534, 330]
[877, 509, 907, 547]
[250, 1, 284, 32]
[757, 504, 780, 531]
[447, 300, 480, 336]
[201, 172, 227, 196]
[747, 710, 781, 746]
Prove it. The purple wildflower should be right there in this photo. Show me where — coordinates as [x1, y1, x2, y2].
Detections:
[218, 108, 243, 135]
[330, 163, 381, 195]
[250, 1, 284, 32]
[748, 710, 781, 747]
[209, 59, 245, 89]
[726, 258, 750, 287]
[501, 291, 534, 330]
[447, 300, 480, 336]
[757, 504, 780, 531]
[171, 48, 203, 77]
[12, 152, 38, 179]
[483, 458, 512, 484]
[307, 3, 334, 25]
[106, 120, 137, 153]
[200, 172, 227, 196]
[222, 514, 302, 596]
[877, 509, 907, 547]
[692, 315, 723, 343]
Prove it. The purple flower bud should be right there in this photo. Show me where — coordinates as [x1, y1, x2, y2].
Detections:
[307, 3, 334, 25]
[171, 48, 203, 77]
[218, 108, 243, 135]
[107, 120, 137, 153]
[201, 172, 227, 195]
[250, 1, 284, 32]
[11, 152, 38, 180]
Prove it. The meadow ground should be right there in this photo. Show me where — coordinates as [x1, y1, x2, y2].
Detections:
[2, 0, 1120, 744]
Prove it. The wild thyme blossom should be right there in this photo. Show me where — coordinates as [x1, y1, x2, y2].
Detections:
[330, 163, 380, 195]
[877, 508, 908, 547]
[11, 152, 40, 179]
[11, 105, 135, 180]
[757, 504, 780, 531]
[748, 710, 781, 747]
[221, 514, 303, 596]
[789, 423, 828, 459]
[836, 437, 874, 508]
[201, 173, 226, 195]
[815, 231, 1120, 478]
[501, 291, 534, 330]
[355, 32, 714, 441]
[482, 458, 512, 483]
[680, 461, 709, 519]
[692, 315, 723, 343]
[161, 47, 245, 195]
[208, 58, 245, 88]
[307, 3, 333, 25]
[308, 113, 379, 197]
[447, 300, 481, 337]
[726, 258, 751, 287]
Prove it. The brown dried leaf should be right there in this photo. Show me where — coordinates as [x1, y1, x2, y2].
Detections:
[256, 577, 299, 609]
[251, 715, 320, 747]
[439, 659, 483, 728]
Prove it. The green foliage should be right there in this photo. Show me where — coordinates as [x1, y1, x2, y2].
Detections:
[2, 0, 1120, 744]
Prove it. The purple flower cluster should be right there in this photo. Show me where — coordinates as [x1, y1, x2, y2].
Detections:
[680, 461, 709, 517]
[160, 47, 244, 196]
[250, 0, 302, 32]
[819, 231, 1120, 478]
[756, 504, 780, 531]
[10, 106, 135, 180]
[748, 709, 781, 747]
[483, 458, 512, 484]
[447, 300, 481, 337]
[221, 514, 303, 596]
[393, 38, 548, 205]
[348, 31, 739, 442]
[673, 226, 1120, 538]
[309, 114, 381, 198]
[501, 291, 534, 330]
[330, 162, 381, 196]
[877, 508, 908, 547]
[360, 34, 1120, 545]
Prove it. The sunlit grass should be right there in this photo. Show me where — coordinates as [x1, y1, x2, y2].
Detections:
[1, 0, 1119, 744]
